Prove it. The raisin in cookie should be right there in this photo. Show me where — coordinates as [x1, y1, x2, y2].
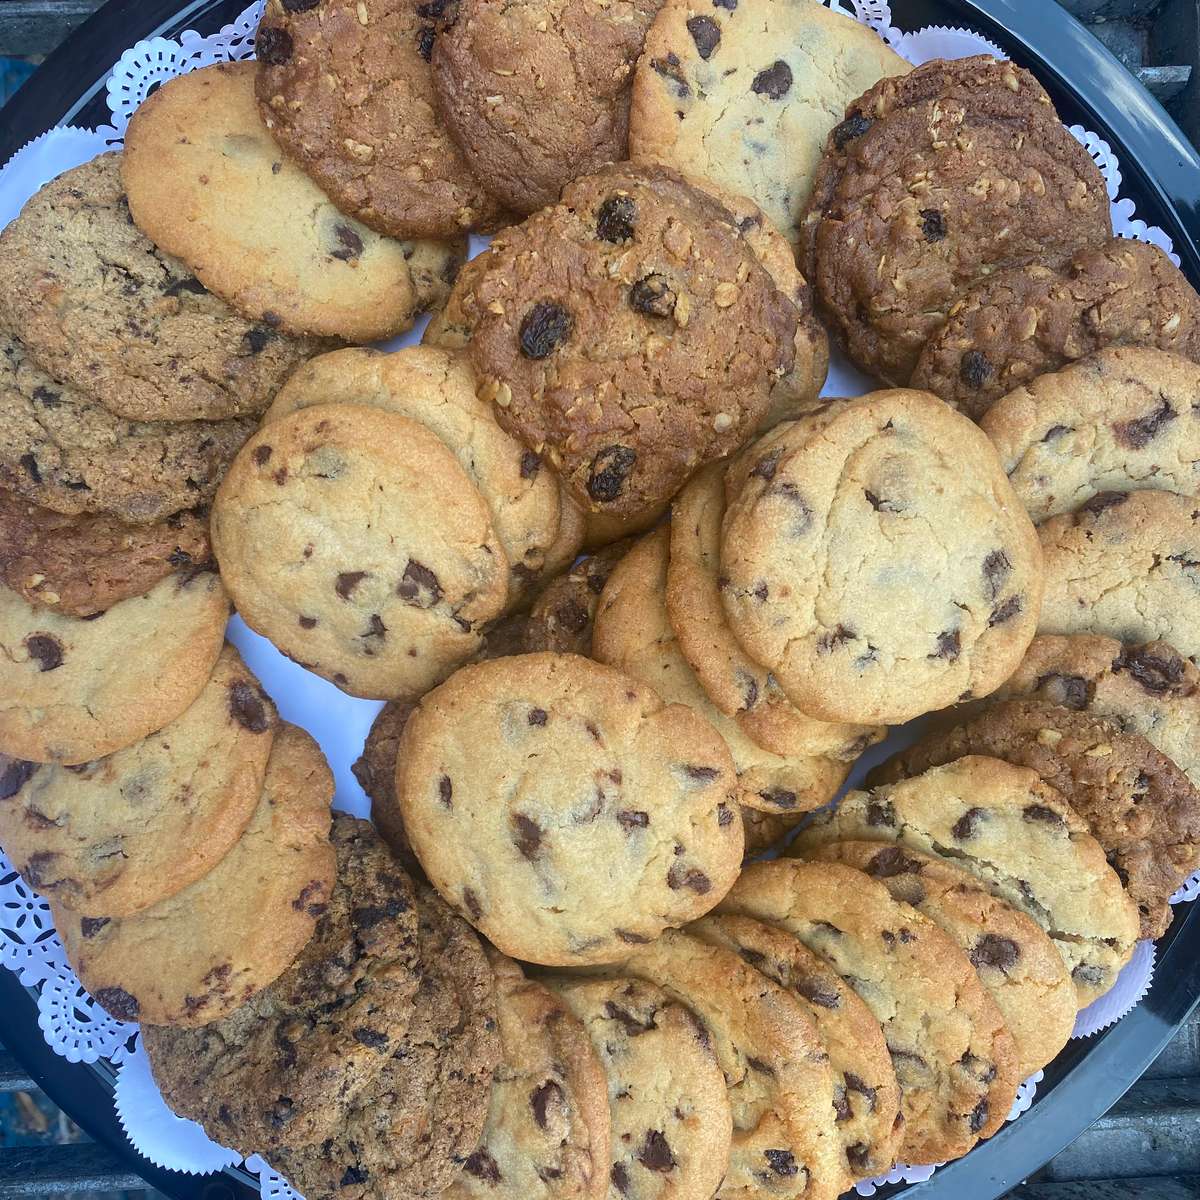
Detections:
[468, 163, 796, 522]
[912, 239, 1200, 416]
[545, 976, 733, 1200]
[1038, 490, 1200, 659]
[720, 390, 1043, 725]
[610, 927, 847, 1200]
[267, 882, 501, 1200]
[797, 756, 1141, 1005]
[718, 859, 1019, 1166]
[0, 495, 210, 617]
[432, 0, 661, 215]
[445, 952, 611, 1200]
[630, 0, 907, 247]
[0, 331, 255, 526]
[143, 816, 422, 1156]
[668, 462, 883, 760]
[595, 530, 854, 819]
[212, 403, 509, 700]
[265, 346, 566, 598]
[0, 571, 228, 765]
[394, 652, 743, 964]
[691, 914, 902, 1182]
[254, 0, 501, 238]
[871, 702, 1200, 940]
[998, 634, 1200, 789]
[122, 63, 420, 342]
[809, 841, 1076, 1079]
[55, 723, 334, 1026]
[0, 156, 326, 423]
[0, 642, 275, 917]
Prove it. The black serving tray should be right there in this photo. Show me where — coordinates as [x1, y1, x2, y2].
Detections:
[3, 2, 1200, 1197]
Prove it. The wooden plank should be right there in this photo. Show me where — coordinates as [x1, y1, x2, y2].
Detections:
[0, 1143, 144, 1195]
[0, 1, 105, 57]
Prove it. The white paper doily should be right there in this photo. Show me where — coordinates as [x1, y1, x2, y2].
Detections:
[0, 0, 1191, 1192]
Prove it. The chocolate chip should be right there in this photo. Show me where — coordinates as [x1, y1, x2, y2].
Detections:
[611, 1162, 631, 1194]
[252, 444, 273, 467]
[651, 53, 690, 98]
[629, 273, 677, 318]
[464, 1150, 501, 1184]
[638, 1130, 677, 1171]
[80, 916, 109, 939]
[95, 987, 139, 1021]
[772, 482, 813, 533]
[1073, 963, 1105, 985]
[298, 615, 318, 629]
[164, 275, 208, 297]
[282, 0, 320, 9]
[596, 195, 637, 242]
[832, 114, 872, 151]
[24, 635, 63, 672]
[352, 1027, 390, 1050]
[794, 974, 840, 1009]
[750, 449, 781, 481]
[330, 223, 365, 262]
[867, 846, 921, 877]
[683, 764, 719, 783]
[530, 1080, 563, 1130]
[865, 799, 896, 828]
[764, 1149, 797, 1176]
[751, 60, 792, 99]
[438, 776, 453, 808]
[667, 864, 711, 893]
[1080, 490, 1129, 516]
[603, 1000, 656, 1035]
[817, 624, 855, 653]
[933, 630, 961, 660]
[960, 350, 994, 390]
[845, 1073, 877, 1110]
[981, 549, 1011, 600]
[335, 570, 368, 600]
[362, 613, 387, 640]
[587, 445, 636, 503]
[416, 25, 436, 59]
[616, 928, 652, 943]
[952, 807, 985, 840]
[988, 596, 1022, 627]
[520, 450, 542, 479]
[759, 788, 797, 810]
[1034, 671, 1089, 709]
[18, 453, 42, 483]
[1113, 396, 1176, 449]
[920, 208, 947, 241]
[968, 1099, 989, 1134]
[519, 302, 573, 358]
[340, 1166, 368, 1186]
[397, 560, 442, 607]
[0, 759, 37, 799]
[970, 934, 1020, 973]
[686, 15, 721, 58]
[847, 1144, 871, 1171]
[617, 809, 649, 831]
[463, 887, 482, 919]
[717, 802, 734, 826]
[256, 25, 293, 64]
[1023, 804, 1065, 828]
[554, 598, 589, 634]
[292, 879, 327, 916]
[865, 489, 901, 513]
[513, 813, 544, 860]
[228, 681, 270, 732]
[1114, 646, 1187, 695]
[528, 707, 548, 726]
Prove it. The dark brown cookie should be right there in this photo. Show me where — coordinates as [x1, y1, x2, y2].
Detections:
[871, 698, 1200, 938]
[911, 238, 1200, 417]
[469, 163, 796, 521]
[354, 700, 425, 879]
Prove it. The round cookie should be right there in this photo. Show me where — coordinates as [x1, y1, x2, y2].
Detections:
[691, 913, 902, 1182]
[0, 155, 327, 423]
[594, 529, 854, 818]
[56, 722, 335, 1027]
[254, 0, 501, 238]
[668, 462, 883, 760]
[1038, 489, 1200, 659]
[612, 927, 847, 1200]
[267, 882, 502, 1200]
[122, 62, 420, 342]
[432, 0, 661, 215]
[0, 642, 276, 917]
[0, 495, 210, 617]
[741, 807, 807, 857]
[0, 570, 229, 765]
[354, 699, 419, 865]
[265, 346, 563, 595]
[980, 347, 1200, 522]
[468, 162, 797, 521]
[808, 841, 1076, 1079]
[445, 953, 611, 1200]
[799, 755, 1141, 1006]
[717, 859, 1020, 1166]
[630, 0, 908, 247]
[423, 246, 492, 351]
[394, 652, 743, 964]
[545, 975, 733, 1200]
[0, 331, 255, 526]
[143, 816, 422, 1156]
[212, 403, 510, 700]
[870, 701, 1200, 940]
[997, 633, 1200, 789]
[403, 234, 470, 315]
[912, 239, 1200, 417]
[720, 390, 1044, 725]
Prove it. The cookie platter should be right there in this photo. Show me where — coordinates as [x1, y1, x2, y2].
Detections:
[3, 2, 1200, 1200]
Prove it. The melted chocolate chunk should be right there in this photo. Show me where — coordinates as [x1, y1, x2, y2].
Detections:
[651, 52, 690, 98]
[438, 775, 453, 808]
[933, 630, 961, 660]
[352, 1027, 390, 1050]
[513, 813, 544, 860]
[638, 1130, 676, 1172]
[617, 809, 650, 831]
[1034, 671, 1089, 709]
[969, 934, 1020, 973]
[339, 1166, 368, 1187]
[255, 25, 293, 64]
[24, 635, 64, 672]
[282, 0, 320, 9]
[968, 1099, 989, 1134]
[528, 707, 548, 726]
[397, 560, 442, 608]
[616, 928, 652, 944]
[611, 1163, 631, 1194]
[0, 759, 37, 799]
[464, 1149, 501, 1184]
[330, 224, 364, 262]
[520, 450, 542, 479]
[988, 596, 1022, 627]
[764, 1148, 798, 1176]
[750, 449, 781, 481]
[416, 25, 436, 59]
[80, 916, 110, 939]
[596, 194, 637, 242]
[867, 846, 922, 877]
[530, 1079, 564, 1130]
[1114, 646, 1187, 695]
[1113, 397, 1176, 449]
[1023, 803, 1065, 829]
[751, 60, 792, 99]
[1080, 490, 1129, 517]
[95, 987, 140, 1021]
[666, 864, 712, 893]
[19, 453, 42, 482]
[794, 974, 840, 1009]
[951, 807, 985, 840]
[335, 570, 367, 600]
[865, 799, 896, 828]
[463, 887, 482, 920]
[686, 14, 721, 58]
[629, 273, 677, 318]
[981, 549, 1011, 600]
[228, 680, 270, 732]
[519, 302, 573, 359]
[588, 445, 637, 503]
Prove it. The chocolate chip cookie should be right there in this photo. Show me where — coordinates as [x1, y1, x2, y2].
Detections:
[394, 652, 743, 964]
[0, 570, 229, 765]
[0, 156, 326, 422]
[720, 390, 1043, 724]
[0, 495, 210, 617]
[468, 162, 797, 521]
[718, 859, 1020, 1166]
[1038, 490, 1200, 659]
[445, 952, 611, 1200]
[56, 722, 334, 1026]
[143, 816, 422, 1156]
[871, 701, 1200, 940]
[422, 246, 492, 351]
[809, 841, 1076, 1079]
[0, 331, 255, 526]
[254, 0, 501, 238]
[433, 0, 661, 215]
[912, 239, 1200, 417]
[212, 402, 510, 700]
[799, 755, 1141, 1005]
[0, 642, 275, 917]
[402, 234, 470, 315]
[122, 63, 421, 342]
[546, 975, 733, 1200]
[691, 913, 902, 1182]
[630, 0, 908, 247]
